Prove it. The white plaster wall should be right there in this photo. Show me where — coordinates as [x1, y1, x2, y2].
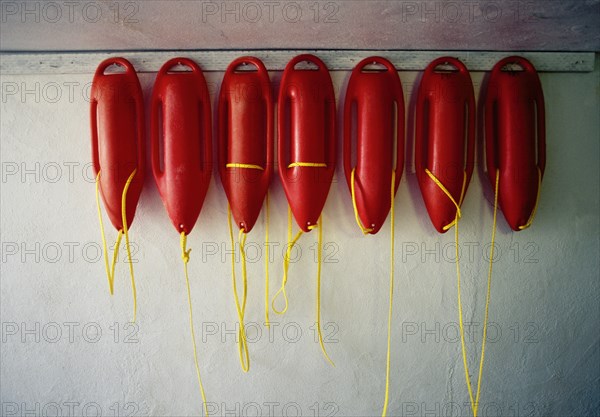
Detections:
[1, 58, 599, 416]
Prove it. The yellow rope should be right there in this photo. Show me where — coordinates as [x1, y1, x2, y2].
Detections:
[238, 228, 250, 371]
[226, 163, 264, 170]
[276, 161, 333, 363]
[269, 206, 333, 364]
[288, 162, 327, 168]
[265, 192, 271, 328]
[95, 169, 138, 321]
[381, 170, 396, 417]
[453, 170, 499, 417]
[225, 161, 271, 328]
[180, 232, 210, 416]
[108, 232, 123, 294]
[95, 171, 122, 295]
[271, 205, 303, 315]
[349, 168, 397, 415]
[121, 169, 138, 323]
[239, 229, 248, 315]
[518, 167, 542, 230]
[315, 215, 335, 367]
[350, 168, 374, 234]
[424, 168, 467, 231]
[424, 166, 496, 417]
[227, 206, 250, 372]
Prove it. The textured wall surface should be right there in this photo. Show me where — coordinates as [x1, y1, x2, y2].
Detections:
[1, 0, 599, 51]
[1, 58, 599, 416]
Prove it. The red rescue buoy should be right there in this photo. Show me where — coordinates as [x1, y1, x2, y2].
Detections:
[415, 57, 475, 233]
[218, 56, 273, 233]
[150, 57, 212, 414]
[91, 57, 144, 319]
[218, 56, 273, 373]
[278, 54, 336, 232]
[91, 57, 145, 232]
[343, 56, 404, 235]
[342, 56, 405, 417]
[150, 57, 212, 235]
[274, 54, 336, 366]
[484, 56, 545, 231]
